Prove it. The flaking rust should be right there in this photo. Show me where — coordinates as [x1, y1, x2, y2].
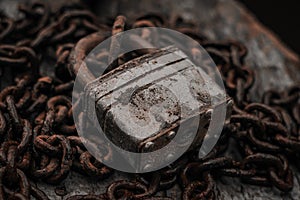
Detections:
[85, 46, 232, 153]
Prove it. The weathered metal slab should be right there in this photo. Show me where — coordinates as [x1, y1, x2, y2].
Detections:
[84, 46, 229, 153]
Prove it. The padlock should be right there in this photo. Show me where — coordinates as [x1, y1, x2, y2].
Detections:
[71, 40, 232, 172]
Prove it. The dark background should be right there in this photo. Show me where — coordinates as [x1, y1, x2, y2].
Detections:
[239, 1, 300, 55]
[87, 0, 300, 55]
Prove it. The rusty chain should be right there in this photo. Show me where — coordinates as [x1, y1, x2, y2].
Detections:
[0, 1, 299, 199]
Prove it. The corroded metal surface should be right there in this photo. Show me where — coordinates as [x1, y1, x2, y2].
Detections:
[85, 46, 230, 153]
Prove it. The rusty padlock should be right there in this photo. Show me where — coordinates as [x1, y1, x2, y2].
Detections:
[70, 34, 232, 172]
[86, 46, 231, 149]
